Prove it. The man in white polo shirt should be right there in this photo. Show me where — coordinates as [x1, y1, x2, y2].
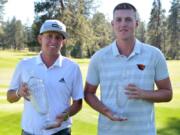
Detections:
[7, 19, 83, 135]
[84, 3, 173, 135]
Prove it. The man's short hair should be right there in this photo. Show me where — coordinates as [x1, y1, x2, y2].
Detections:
[113, 3, 139, 20]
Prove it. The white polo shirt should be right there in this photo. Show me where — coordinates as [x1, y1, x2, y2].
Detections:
[86, 39, 169, 135]
[9, 54, 83, 135]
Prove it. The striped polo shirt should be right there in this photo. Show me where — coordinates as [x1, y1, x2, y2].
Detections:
[86, 39, 169, 135]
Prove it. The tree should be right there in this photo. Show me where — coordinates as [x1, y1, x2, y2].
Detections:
[0, 0, 7, 47]
[15, 20, 26, 50]
[166, 0, 180, 59]
[160, 10, 168, 55]
[3, 18, 16, 49]
[3, 17, 25, 50]
[147, 0, 164, 49]
[136, 21, 146, 42]
[0, 0, 7, 23]
[90, 12, 112, 55]
[0, 22, 5, 48]
[68, 0, 96, 58]
[33, 0, 96, 57]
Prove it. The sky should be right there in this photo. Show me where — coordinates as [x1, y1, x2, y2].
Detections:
[4, 0, 172, 25]
[4, 0, 35, 25]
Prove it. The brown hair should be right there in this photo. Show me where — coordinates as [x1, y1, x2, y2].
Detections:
[113, 3, 139, 20]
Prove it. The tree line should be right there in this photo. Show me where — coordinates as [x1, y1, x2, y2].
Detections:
[0, 0, 179, 59]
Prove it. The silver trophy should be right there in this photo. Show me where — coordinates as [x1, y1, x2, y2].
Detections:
[27, 76, 58, 129]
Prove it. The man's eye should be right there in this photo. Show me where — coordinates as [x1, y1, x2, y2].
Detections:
[46, 34, 52, 38]
[56, 36, 63, 40]
[116, 18, 122, 22]
[126, 18, 132, 22]
[56, 37, 61, 40]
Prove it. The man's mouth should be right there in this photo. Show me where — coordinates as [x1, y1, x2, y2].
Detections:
[120, 29, 128, 32]
[49, 45, 57, 48]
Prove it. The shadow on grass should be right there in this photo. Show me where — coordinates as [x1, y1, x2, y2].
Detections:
[157, 117, 180, 135]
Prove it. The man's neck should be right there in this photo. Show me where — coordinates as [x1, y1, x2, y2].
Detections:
[116, 38, 136, 57]
[41, 53, 59, 68]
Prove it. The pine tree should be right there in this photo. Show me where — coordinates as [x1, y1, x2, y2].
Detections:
[147, 0, 164, 49]
[3, 18, 25, 50]
[90, 12, 112, 54]
[0, 0, 7, 23]
[136, 21, 146, 42]
[166, 0, 180, 59]
[33, 0, 96, 57]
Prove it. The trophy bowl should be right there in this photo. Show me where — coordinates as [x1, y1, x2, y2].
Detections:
[116, 85, 128, 118]
[27, 76, 58, 129]
[27, 76, 48, 115]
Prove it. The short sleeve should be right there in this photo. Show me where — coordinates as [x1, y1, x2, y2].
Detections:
[8, 61, 22, 91]
[154, 49, 169, 81]
[72, 65, 83, 100]
[86, 54, 100, 86]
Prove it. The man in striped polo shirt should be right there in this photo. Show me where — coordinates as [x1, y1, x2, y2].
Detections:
[84, 3, 172, 135]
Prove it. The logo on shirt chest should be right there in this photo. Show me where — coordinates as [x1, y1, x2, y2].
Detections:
[137, 64, 145, 70]
[59, 78, 65, 83]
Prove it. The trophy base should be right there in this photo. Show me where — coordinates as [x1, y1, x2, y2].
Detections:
[114, 112, 127, 120]
[43, 121, 59, 130]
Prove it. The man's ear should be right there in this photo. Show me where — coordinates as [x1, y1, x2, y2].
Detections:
[111, 20, 114, 27]
[63, 39, 67, 45]
[60, 39, 66, 49]
[37, 35, 42, 45]
[135, 20, 139, 28]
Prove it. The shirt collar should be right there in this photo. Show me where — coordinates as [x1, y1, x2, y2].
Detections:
[112, 39, 142, 57]
[112, 40, 120, 57]
[36, 53, 63, 68]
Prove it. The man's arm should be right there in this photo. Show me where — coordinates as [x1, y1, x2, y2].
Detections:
[67, 99, 83, 117]
[126, 77, 173, 102]
[57, 99, 83, 122]
[7, 90, 21, 103]
[47, 99, 83, 130]
[84, 82, 127, 121]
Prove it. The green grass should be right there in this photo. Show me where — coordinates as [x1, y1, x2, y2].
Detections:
[156, 107, 180, 135]
[0, 50, 180, 135]
[0, 111, 22, 135]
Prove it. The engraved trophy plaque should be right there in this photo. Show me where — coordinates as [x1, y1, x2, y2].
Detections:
[27, 76, 58, 129]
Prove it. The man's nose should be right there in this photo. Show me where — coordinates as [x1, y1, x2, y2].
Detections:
[50, 37, 59, 43]
[121, 19, 127, 26]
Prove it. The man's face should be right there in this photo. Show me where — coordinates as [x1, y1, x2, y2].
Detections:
[111, 9, 138, 40]
[38, 31, 64, 57]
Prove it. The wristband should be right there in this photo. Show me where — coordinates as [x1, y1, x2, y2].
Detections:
[15, 89, 20, 98]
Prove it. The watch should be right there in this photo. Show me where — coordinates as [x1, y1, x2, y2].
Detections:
[63, 111, 69, 121]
